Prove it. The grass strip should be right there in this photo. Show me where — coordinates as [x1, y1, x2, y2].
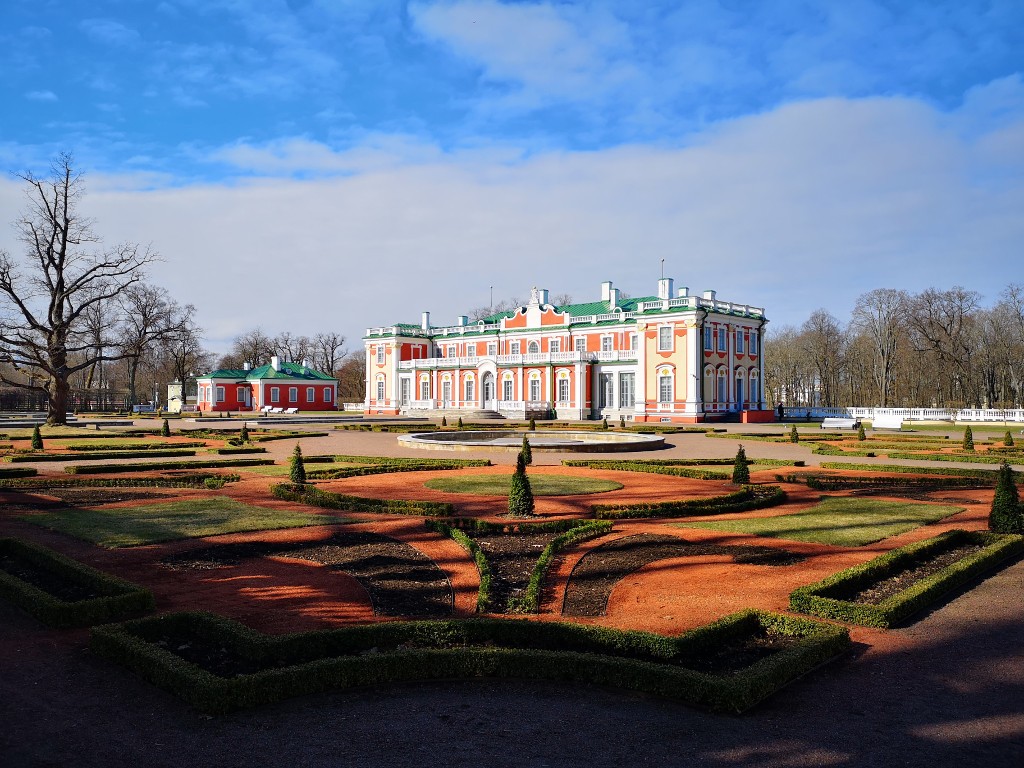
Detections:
[681, 497, 963, 547]
[818, 462, 1001, 479]
[89, 609, 848, 715]
[789, 530, 1024, 627]
[21, 497, 341, 548]
[0, 538, 155, 627]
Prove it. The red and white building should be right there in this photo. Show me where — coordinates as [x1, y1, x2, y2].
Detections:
[196, 357, 338, 412]
[364, 279, 771, 423]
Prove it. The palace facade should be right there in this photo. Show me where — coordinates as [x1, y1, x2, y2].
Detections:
[363, 279, 770, 423]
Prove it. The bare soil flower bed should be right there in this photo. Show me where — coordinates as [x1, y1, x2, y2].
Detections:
[841, 542, 987, 604]
[471, 532, 557, 612]
[162, 531, 454, 617]
[0, 553, 101, 602]
[564, 533, 805, 617]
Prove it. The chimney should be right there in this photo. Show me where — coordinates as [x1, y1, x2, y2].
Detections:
[600, 281, 613, 301]
[421, 311, 430, 330]
[270, 355, 281, 371]
[301, 358, 309, 369]
[456, 315, 468, 327]
[677, 286, 689, 298]
[537, 288, 549, 305]
[243, 362, 251, 371]
[608, 287, 619, 309]
[702, 289, 716, 301]
[657, 277, 674, 300]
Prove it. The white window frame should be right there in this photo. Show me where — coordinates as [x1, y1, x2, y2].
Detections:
[704, 326, 712, 351]
[324, 387, 333, 403]
[557, 377, 570, 403]
[618, 372, 635, 408]
[270, 387, 280, 403]
[717, 327, 727, 352]
[658, 326, 672, 352]
[549, 339, 561, 353]
[306, 386, 315, 402]
[376, 380, 385, 401]
[750, 333, 759, 355]
[629, 334, 638, 350]
[289, 387, 298, 403]
[599, 373, 614, 407]
[510, 341, 520, 355]
[502, 378, 514, 401]
[376, 345, 385, 364]
[465, 378, 475, 402]
[420, 378, 430, 400]
[736, 330, 745, 354]
[575, 337, 586, 353]
[215, 386, 225, 403]
[487, 342, 497, 357]
[658, 374, 672, 404]
[529, 378, 541, 402]
[601, 335, 613, 353]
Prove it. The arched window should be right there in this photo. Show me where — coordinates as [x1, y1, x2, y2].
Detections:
[528, 340, 540, 354]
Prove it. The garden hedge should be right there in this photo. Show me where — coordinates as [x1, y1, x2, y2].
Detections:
[0, 466, 37, 479]
[270, 482, 453, 516]
[423, 520, 493, 612]
[89, 609, 848, 715]
[802, 474, 991, 491]
[61, 441, 208, 451]
[0, 538, 155, 628]
[563, 458, 801, 481]
[0, 474, 240, 490]
[207, 447, 268, 455]
[8, 449, 198, 462]
[64, 458, 274, 474]
[885, 451, 1024, 465]
[789, 529, 1024, 628]
[510, 521, 614, 613]
[307, 456, 490, 481]
[593, 485, 786, 520]
[818, 462, 1001, 479]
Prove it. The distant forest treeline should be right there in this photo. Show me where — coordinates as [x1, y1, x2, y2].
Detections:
[765, 285, 1024, 409]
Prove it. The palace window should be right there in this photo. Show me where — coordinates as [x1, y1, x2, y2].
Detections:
[306, 387, 315, 402]
[658, 326, 672, 352]
[704, 326, 712, 351]
[510, 341, 520, 355]
[289, 387, 298, 403]
[750, 333, 759, 355]
[324, 388, 333, 403]
[619, 372, 635, 408]
[575, 337, 586, 353]
[376, 380, 385, 401]
[376, 345, 385, 364]
[503, 378, 514, 401]
[465, 378, 475, 401]
[549, 339, 560, 353]
[601, 336, 613, 352]
[215, 386, 225, 403]
[529, 378, 541, 402]
[270, 387, 279, 403]
[558, 377, 570, 403]
[420, 379, 430, 400]
[736, 330, 745, 354]
[487, 342, 497, 356]
[629, 334, 638, 350]
[599, 373, 614, 407]
[658, 374, 672, 404]
[717, 328, 727, 352]
[528, 341, 540, 354]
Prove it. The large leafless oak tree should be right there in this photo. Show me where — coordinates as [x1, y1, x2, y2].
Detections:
[0, 154, 158, 424]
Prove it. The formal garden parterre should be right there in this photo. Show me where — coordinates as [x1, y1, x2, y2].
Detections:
[1, 422, 1021, 715]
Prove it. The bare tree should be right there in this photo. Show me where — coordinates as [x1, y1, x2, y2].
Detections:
[274, 331, 310, 363]
[222, 328, 274, 370]
[335, 351, 366, 401]
[800, 309, 846, 407]
[0, 153, 158, 424]
[905, 286, 982, 406]
[850, 288, 908, 406]
[116, 283, 195, 406]
[310, 332, 347, 375]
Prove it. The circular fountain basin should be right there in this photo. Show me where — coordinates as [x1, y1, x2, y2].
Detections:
[397, 430, 665, 453]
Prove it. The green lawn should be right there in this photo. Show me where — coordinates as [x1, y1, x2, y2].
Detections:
[678, 497, 964, 547]
[21, 497, 343, 548]
[424, 474, 623, 496]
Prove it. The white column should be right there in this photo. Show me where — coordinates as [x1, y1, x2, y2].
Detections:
[684, 315, 704, 417]
[634, 325, 647, 419]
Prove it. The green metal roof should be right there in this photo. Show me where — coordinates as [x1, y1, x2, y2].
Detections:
[199, 361, 336, 381]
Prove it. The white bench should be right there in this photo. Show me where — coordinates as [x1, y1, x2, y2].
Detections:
[871, 414, 904, 430]
[821, 417, 859, 430]
[284, 407, 299, 414]
[270, 407, 284, 414]
[260, 405, 274, 415]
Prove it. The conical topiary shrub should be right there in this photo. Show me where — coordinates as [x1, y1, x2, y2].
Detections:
[857, 423, 866, 441]
[963, 426, 974, 451]
[508, 452, 535, 517]
[240, 424, 250, 442]
[31, 425, 43, 450]
[732, 444, 750, 484]
[990, 461, 1022, 534]
[160, 419, 171, 438]
[601, 417, 609, 430]
[441, 416, 447, 427]
[789, 424, 800, 443]
[1004, 431, 1015, 448]
[619, 416, 626, 429]
[457, 417, 464, 430]
[520, 434, 532, 466]
[289, 444, 307, 485]
[528, 418, 536, 431]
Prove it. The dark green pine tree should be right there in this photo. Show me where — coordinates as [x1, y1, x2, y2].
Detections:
[31, 425, 43, 450]
[732, 444, 750, 484]
[160, 418, 171, 438]
[963, 425, 974, 451]
[857, 423, 866, 441]
[289, 443, 307, 485]
[239, 423, 250, 442]
[990, 461, 1022, 534]
[789, 424, 800, 443]
[520, 434, 532, 466]
[508, 452, 535, 517]
[1004, 430, 1015, 448]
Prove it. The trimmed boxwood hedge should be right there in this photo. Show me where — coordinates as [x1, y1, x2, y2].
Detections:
[885, 451, 1024, 465]
[593, 485, 786, 520]
[818, 462, 1001, 479]
[207, 447, 268, 455]
[563, 458, 802, 481]
[0, 474, 240, 490]
[8, 449, 198, 462]
[61, 441, 208, 451]
[802, 474, 991, 491]
[270, 482, 453, 516]
[424, 518, 614, 613]
[789, 529, 1024, 628]
[89, 609, 848, 715]
[0, 538, 155, 628]
[0, 466, 37, 479]
[65, 458, 274, 474]
[306, 455, 490, 481]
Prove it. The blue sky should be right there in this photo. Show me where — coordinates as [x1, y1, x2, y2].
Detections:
[1, 0, 1022, 355]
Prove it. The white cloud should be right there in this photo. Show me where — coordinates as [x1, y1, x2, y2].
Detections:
[79, 19, 140, 47]
[410, 0, 638, 105]
[0, 90, 1020, 352]
[25, 90, 57, 102]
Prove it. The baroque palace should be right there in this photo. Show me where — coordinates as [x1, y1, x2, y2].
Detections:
[363, 278, 771, 423]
